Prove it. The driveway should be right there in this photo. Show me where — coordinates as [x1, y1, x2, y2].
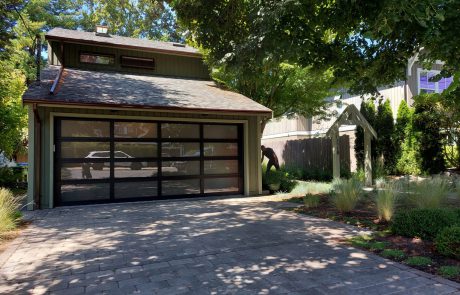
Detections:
[1, 197, 459, 295]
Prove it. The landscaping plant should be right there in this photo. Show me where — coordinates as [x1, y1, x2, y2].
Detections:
[376, 181, 400, 222]
[438, 266, 460, 279]
[409, 177, 450, 209]
[404, 256, 433, 267]
[435, 226, 460, 259]
[0, 187, 22, 233]
[381, 249, 405, 260]
[331, 177, 363, 213]
[303, 194, 320, 209]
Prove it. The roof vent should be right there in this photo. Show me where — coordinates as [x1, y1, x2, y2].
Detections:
[172, 43, 186, 48]
[95, 25, 110, 37]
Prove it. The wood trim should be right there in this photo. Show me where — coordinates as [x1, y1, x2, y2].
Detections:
[46, 35, 203, 59]
[23, 99, 273, 117]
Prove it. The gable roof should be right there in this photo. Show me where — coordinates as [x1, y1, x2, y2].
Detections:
[326, 104, 377, 138]
[23, 66, 272, 116]
[46, 28, 201, 58]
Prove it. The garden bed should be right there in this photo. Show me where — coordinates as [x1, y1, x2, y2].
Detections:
[284, 192, 460, 283]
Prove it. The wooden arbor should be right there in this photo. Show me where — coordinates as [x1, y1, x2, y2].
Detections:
[326, 104, 377, 186]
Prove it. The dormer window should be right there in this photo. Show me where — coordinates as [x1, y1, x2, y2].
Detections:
[95, 25, 109, 37]
[121, 56, 155, 70]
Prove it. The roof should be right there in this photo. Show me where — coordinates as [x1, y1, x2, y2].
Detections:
[23, 66, 272, 116]
[46, 28, 201, 58]
[325, 104, 377, 138]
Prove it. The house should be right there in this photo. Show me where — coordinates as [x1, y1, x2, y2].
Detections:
[23, 27, 272, 210]
[262, 59, 452, 174]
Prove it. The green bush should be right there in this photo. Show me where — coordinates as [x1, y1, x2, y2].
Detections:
[376, 181, 400, 222]
[331, 178, 363, 213]
[264, 170, 297, 193]
[391, 209, 459, 240]
[438, 266, 460, 278]
[303, 194, 320, 209]
[0, 187, 22, 233]
[0, 167, 26, 188]
[404, 256, 432, 267]
[409, 177, 450, 209]
[381, 249, 405, 260]
[435, 226, 460, 259]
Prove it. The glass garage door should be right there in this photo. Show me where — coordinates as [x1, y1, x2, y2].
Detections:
[54, 118, 243, 206]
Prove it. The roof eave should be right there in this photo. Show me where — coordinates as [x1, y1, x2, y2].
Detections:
[22, 98, 273, 118]
[45, 35, 203, 59]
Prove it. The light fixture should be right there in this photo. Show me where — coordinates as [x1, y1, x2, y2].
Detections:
[95, 25, 109, 36]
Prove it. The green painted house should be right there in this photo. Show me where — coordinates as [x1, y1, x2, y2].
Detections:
[23, 27, 272, 209]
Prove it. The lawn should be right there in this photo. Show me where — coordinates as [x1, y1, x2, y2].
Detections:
[282, 178, 460, 283]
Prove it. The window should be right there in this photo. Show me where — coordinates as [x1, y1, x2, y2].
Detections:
[121, 56, 155, 69]
[80, 52, 115, 65]
[418, 69, 453, 94]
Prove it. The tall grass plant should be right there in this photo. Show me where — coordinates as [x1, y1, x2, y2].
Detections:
[332, 178, 363, 213]
[0, 187, 22, 233]
[376, 181, 400, 222]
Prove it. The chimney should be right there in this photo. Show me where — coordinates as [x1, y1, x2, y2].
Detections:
[95, 25, 110, 37]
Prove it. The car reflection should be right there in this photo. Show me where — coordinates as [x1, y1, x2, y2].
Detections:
[85, 151, 143, 170]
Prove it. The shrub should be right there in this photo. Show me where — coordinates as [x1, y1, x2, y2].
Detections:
[280, 173, 297, 193]
[303, 194, 320, 209]
[435, 226, 460, 259]
[0, 187, 22, 233]
[291, 181, 332, 195]
[381, 249, 405, 260]
[376, 181, 400, 222]
[349, 235, 373, 249]
[331, 178, 363, 213]
[265, 170, 297, 193]
[369, 241, 389, 251]
[438, 266, 460, 279]
[0, 167, 26, 188]
[409, 177, 450, 209]
[391, 209, 459, 240]
[404, 256, 432, 267]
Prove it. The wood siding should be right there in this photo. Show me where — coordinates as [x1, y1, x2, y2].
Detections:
[49, 41, 209, 79]
[34, 106, 261, 208]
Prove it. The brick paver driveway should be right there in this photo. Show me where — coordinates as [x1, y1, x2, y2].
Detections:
[1, 197, 459, 295]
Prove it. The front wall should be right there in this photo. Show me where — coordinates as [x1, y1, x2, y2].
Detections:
[31, 106, 262, 209]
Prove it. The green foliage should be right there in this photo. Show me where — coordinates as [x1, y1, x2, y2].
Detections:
[435, 226, 460, 259]
[282, 165, 332, 182]
[355, 99, 376, 170]
[404, 256, 433, 267]
[413, 94, 446, 174]
[303, 194, 320, 209]
[376, 181, 400, 222]
[391, 209, 459, 240]
[0, 187, 22, 233]
[394, 102, 419, 175]
[290, 181, 332, 195]
[331, 178, 363, 213]
[349, 234, 374, 249]
[375, 100, 396, 174]
[438, 266, 460, 279]
[264, 170, 296, 193]
[369, 241, 389, 251]
[0, 167, 26, 188]
[409, 177, 450, 209]
[381, 249, 405, 260]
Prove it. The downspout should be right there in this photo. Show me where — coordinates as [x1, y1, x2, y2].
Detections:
[32, 104, 41, 209]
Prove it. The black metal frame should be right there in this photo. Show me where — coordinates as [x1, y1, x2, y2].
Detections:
[54, 117, 244, 206]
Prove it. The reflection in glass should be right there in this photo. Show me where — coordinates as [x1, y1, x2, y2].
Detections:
[204, 178, 239, 193]
[162, 161, 200, 176]
[114, 142, 157, 158]
[161, 142, 200, 157]
[203, 125, 238, 139]
[204, 160, 238, 174]
[114, 162, 158, 178]
[204, 143, 238, 157]
[162, 179, 200, 195]
[115, 181, 157, 199]
[114, 122, 157, 138]
[61, 120, 110, 137]
[61, 183, 110, 202]
[61, 142, 110, 159]
[161, 123, 199, 138]
[61, 162, 110, 180]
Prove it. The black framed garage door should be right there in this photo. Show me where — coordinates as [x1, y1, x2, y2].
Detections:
[54, 117, 244, 206]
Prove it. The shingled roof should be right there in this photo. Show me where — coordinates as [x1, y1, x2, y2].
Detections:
[46, 28, 201, 58]
[23, 66, 272, 116]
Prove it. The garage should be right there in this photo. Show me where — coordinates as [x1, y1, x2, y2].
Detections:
[55, 118, 243, 205]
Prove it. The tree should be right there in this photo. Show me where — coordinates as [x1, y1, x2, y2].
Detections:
[395, 102, 421, 175]
[375, 99, 396, 173]
[413, 94, 446, 174]
[355, 99, 376, 169]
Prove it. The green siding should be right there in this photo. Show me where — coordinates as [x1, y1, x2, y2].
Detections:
[49, 41, 209, 79]
[36, 106, 262, 208]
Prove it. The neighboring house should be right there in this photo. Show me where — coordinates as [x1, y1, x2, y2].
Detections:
[262, 60, 452, 173]
[23, 27, 272, 210]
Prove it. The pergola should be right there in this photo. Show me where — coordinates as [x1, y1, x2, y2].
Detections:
[326, 104, 377, 186]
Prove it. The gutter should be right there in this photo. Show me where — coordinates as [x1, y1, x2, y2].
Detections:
[32, 104, 41, 209]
